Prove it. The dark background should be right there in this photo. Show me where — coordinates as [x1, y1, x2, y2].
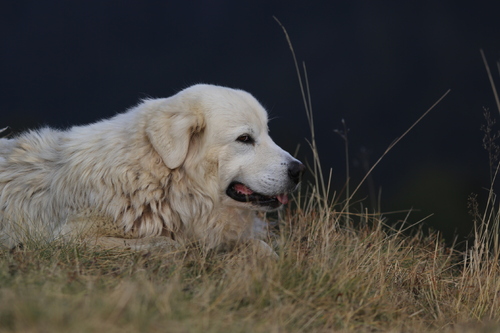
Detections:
[2, 1, 500, 244]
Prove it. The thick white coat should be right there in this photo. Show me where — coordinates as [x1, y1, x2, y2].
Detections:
[0, 84, 300, 249]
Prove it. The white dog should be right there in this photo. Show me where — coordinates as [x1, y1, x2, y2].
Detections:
[0, 84, 304, 253]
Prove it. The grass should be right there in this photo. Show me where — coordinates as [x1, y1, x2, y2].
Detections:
[1, 193, 500, 332]
[2, 29, 500, 333]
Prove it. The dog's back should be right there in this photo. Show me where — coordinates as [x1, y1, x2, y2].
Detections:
[0, 129, 68, 247]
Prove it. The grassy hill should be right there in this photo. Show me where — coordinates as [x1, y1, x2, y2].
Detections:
[1, 177, 499, 332]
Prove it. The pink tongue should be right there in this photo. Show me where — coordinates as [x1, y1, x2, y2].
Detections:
[234, 183, 254, 195]
[277, 194, 289, 205]
[235, 183, 289, 205]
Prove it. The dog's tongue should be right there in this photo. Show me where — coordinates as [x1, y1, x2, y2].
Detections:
[235, 183, 289, 205]
[277, 193, 289, 205]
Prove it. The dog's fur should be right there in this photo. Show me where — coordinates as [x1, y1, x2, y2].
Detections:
[0, 84, 304, 252]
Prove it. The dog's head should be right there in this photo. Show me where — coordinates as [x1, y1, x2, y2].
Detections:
[145, 84, 305, 211]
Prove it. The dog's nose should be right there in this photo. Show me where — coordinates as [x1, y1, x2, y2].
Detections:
[288, 160, 306, 184]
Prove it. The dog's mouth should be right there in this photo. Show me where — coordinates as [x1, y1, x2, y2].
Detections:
[226, 182, 289, 209]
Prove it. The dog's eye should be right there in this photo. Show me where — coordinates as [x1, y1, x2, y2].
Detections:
[236, 134, 254, 144]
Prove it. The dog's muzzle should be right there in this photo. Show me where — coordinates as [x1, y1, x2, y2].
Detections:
[226, 160, 305, 209]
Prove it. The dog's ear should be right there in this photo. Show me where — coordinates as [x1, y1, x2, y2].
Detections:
[146, 99, 205, 169]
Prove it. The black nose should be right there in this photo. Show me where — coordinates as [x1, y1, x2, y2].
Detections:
[288, 160, 306, 184]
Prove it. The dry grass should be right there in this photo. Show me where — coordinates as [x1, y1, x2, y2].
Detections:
[1, 186, 500, 332]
